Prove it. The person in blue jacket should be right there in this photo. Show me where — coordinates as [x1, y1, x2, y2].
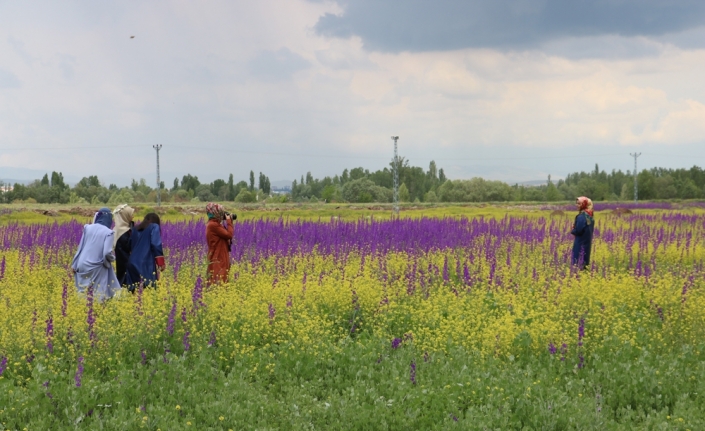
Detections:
[125, 213, 165, 291]
[571, 196, 594, 269]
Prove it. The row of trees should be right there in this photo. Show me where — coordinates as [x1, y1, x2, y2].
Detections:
[2, 163, 705, 205]
[0, 170, 274, 205]
[289, 163, 705, 203]
[291, 159, 448, 203]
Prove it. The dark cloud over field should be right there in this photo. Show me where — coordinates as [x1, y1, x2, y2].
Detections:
[315, 0, 705, 52]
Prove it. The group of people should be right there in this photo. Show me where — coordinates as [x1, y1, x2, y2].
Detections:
[71, 202, 236, 301]
[71, 206, 165, 301]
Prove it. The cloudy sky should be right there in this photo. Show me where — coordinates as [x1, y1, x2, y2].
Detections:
[1, 0, 705, 186]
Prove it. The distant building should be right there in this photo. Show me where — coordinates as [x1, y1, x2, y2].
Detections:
[271, 185, 291, 195]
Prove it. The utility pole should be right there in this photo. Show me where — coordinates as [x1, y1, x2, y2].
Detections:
[391, 136, 399, 215]
[153, 144, 163, 207]
[630, 152, 641, 202]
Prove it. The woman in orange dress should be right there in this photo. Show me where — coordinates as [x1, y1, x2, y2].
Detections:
[205, 202, 234, 285]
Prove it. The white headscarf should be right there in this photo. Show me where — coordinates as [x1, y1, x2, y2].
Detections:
[112, 204, 135, 248]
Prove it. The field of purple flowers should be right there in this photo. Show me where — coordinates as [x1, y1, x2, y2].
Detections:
[1, 211, 705, 429]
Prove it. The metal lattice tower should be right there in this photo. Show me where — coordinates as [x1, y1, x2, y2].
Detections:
[391, 136, 399, 215]
[153, 144, 163, 207]
[630, 152, 641, 202]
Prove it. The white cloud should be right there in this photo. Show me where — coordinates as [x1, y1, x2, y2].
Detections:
[0, 0, 704, 185]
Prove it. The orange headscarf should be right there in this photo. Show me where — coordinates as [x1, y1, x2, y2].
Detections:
[576, 196, 594, 217]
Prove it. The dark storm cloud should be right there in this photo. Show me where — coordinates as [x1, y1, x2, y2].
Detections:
[314, 0, 705, 52]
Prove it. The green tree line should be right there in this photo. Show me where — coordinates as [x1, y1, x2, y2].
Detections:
[2, 163, 704, 205]
[290, 162, 705, 203]
[0, 170, 274, 205]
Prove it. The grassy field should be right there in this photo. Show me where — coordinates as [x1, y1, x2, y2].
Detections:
[2, 201, 704, 225]
[2, 204, 705, 429]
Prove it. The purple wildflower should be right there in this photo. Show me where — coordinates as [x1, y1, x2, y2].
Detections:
[0, 255, 5, 280]
[560, 343, 567, 361]
[0, 356, 7, 377]
[351, 290, 359, 310]
[46, 315, 54, 354]
[61, 282, 68, 318]
[391, 338, 402, 349]
[208, 330, 216, 347]
[578, 318, 585, 341]
[75, 356, 84, 387]
[410, 360, 416, 385]
[548, 342, 556, 355]
[181, 307, 187, 324]
[268, 303, 276, 323]
[183, 331, 191, 351]
[192, 275, 204, 310]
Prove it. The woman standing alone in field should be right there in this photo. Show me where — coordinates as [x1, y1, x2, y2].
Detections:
[71, 207, 121, 301]
[124, 212, 165, 291]
[112, 204, 135, 286]
[205, 202, 234, 285]
[571, 196, 594, 269]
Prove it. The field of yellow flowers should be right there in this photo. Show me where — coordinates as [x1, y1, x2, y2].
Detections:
[1, 211, 705, 429]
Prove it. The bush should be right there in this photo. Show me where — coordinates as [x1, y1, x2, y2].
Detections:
[438, 178, 513, 202]
[424, 191, 438, 203]
[342, 178, 392, 203]
[173, 189, 190, 203]
[195, 184, 215, 202]
[235, 189, 256, 203]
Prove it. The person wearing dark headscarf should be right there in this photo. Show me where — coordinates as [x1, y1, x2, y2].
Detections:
[124, 213, 165, 291]
[112, 204, 135, 285]
[71, 207, 120, 301]
[571, 196, 595, 269]
[205, 202, 234, 285]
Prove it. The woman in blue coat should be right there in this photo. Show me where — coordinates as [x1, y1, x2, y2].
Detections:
[125, 213, 165, 291]
[571, 196, 594, 269]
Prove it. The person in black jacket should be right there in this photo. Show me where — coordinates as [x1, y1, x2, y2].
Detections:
[571, 196, 594, 269]
[112, 204, 135, 285]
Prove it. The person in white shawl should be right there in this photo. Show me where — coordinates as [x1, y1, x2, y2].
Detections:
[71, 207, 120, 302]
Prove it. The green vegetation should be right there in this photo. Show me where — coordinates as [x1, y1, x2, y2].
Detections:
[3, 342, 704, 429]
[2, 161, 705, 206]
